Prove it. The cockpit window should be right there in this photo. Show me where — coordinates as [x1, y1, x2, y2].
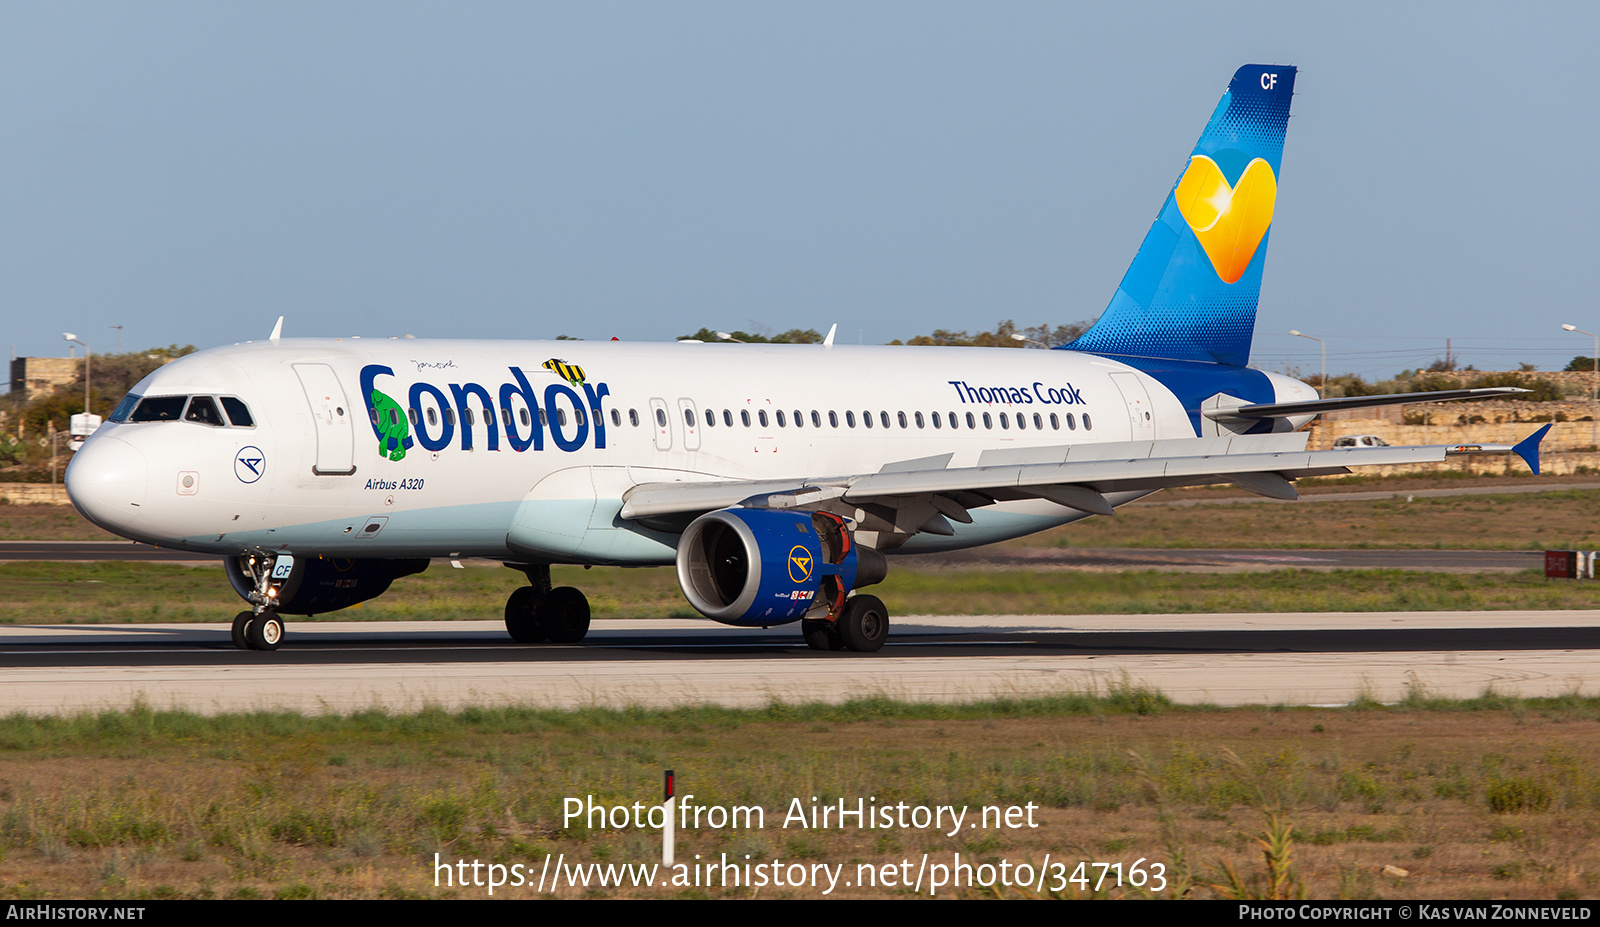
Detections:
[220, 397, 254, 427]
[184, 396, 226, 426]
[109, 393, 142, 423]
[130, 396, 187, 422]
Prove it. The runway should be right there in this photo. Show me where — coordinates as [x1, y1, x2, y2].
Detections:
[0, 540, 1544, 572]
[3, 611, 1596, 715]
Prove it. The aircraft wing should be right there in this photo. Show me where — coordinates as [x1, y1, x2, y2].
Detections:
[1207, 387, 1528, 421]
[619, 427, 1551, 535]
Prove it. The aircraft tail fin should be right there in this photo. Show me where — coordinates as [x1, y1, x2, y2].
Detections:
[1063, 64, 1297, 367]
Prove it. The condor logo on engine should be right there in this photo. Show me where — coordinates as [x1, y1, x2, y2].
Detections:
[788, 547, 813, 583]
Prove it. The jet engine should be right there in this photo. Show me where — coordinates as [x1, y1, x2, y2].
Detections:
[675, 508, 887, 626]
[225, 555, 429, 616]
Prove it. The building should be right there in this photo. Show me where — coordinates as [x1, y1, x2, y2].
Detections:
[9, 357, 82, 402]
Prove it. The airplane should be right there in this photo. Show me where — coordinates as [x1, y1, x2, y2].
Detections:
[65, 64, 1546, 654]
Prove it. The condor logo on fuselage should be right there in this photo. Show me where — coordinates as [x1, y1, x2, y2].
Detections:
[360, 364, 611, 459]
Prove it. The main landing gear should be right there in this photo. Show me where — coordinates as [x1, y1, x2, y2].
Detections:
[503, 563, 591, 644]
[801, 594, 888, 653]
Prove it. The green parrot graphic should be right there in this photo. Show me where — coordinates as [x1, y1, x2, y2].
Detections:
[369, 388, 412, 461]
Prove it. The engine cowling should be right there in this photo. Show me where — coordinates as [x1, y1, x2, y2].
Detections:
[675, 508, 887, 626]
[225, 555, 429, 616]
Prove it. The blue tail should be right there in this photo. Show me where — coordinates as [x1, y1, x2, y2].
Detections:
[1064, 64, 1297, 367]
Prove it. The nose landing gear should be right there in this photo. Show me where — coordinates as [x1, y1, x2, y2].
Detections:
[232, 609, 284, 651]
[231, 550, 288, 651]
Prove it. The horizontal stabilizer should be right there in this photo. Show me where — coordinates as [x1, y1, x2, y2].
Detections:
[1206, 387, 1528, 420]
[1514, 424, 1553, 476]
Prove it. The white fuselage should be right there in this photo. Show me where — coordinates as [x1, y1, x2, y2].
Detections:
[65, 337, 1315, 564]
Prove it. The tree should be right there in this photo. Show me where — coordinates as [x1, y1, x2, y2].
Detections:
[890, 319, 1092, 347]
[676, 327, 823, 344]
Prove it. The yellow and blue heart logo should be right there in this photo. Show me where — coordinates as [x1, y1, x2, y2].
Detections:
[1173, 155, 1277, 284]
[788, 546, 813, 583]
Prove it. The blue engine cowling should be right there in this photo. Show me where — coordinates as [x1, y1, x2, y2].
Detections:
[675, 508, 887, 626]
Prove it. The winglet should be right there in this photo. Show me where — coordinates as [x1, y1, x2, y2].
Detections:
[1513, 424, 1553, 475]
[269, 316, 284, 345]
[823, 323, 837, 347]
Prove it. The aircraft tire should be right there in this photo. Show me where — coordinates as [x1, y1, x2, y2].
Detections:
[246, 612, 284, 651]
[504, 586, 547, 643]
[231, 611, 254, 651]
[801, 618, 845, 652]
[838, 595, 888, 653]
[539, 587, 591, 644]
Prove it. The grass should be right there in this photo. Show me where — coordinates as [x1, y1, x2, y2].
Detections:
[1050, 488, 1600, 551]
[2, 694, 1600, 899]
[7, 562, 1600, 624]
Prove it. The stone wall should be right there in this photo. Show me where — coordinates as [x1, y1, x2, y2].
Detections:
[0, 483, 72, 505]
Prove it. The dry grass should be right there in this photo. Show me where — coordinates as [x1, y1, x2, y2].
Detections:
[2, 696, 1599, 899]
[7, 561, 1600, 624]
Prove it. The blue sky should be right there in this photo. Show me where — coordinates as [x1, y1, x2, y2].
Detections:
[3, 2, 1596, 381]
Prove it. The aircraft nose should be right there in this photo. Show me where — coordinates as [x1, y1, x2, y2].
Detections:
[65, 435, 148, 532]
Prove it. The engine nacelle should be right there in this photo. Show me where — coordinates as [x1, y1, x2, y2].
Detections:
[675, 508, 887, 626]
[226, 555, 428, 616]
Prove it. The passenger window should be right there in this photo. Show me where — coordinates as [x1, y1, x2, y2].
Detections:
[445, 408, 456, 426]
[999, 413, 1009, 430]
[1065, 413, 1076, 430]
[812, 411, 821, 428]
[705, 409, 715, 427]
[684, 408, 694, 426]
[881, 411, 891, 429]
[220, 397, 254, 427]
[559, 409, 568, 427]
[428, 408, 439, 427]
[655, 408, 666, 427]
[724, 410, 733, 427]
[131, 396, 187, 422]
[1084, 414, 1093, 431]
[758, 410, 768, 427]
[184, 396, 225, 426]
[794, 410, 803, 428]
[932, 412, 942, 429]
[913, 412, 922, 429]
[575, 408, 585, 427]
[829, 411, 838, 428]
[611, 409, 621, 427]
[862, 411, 872, 429]
[629, 409, 639, 427]
[1050, 413, 1059, 430]
[845, 411, 855, 428]
[741, 410, 751, 427]
[1035, 413, 1044, 430]
[776, 410, 786, 427]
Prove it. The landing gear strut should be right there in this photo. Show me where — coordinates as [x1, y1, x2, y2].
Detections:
[802, 594, 889, 653]
[504, 563, 591, 644]
[232, 550, 288, 651]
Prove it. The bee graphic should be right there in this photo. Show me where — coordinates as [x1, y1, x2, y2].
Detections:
[543, 358, 586, 386]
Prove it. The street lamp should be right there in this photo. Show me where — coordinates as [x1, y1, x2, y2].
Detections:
[1288, 330, 1327, 448]
[1561, 323, 1599, 449]
[62, 333, 89, 418]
